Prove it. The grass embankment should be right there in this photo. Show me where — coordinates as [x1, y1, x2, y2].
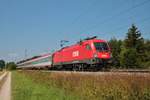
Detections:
[12, 71, 79, 100]
[13, 71, 150, 100]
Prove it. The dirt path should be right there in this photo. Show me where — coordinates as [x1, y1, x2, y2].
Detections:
[0, 72, 7, 81]
[0, 72, 11, 100]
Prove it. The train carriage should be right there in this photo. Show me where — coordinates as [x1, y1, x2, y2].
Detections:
[17, 54, 52, 69]
[17, 36, 113, 70]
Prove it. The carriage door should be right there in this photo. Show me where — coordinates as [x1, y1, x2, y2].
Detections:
[84, 44, 93, 59]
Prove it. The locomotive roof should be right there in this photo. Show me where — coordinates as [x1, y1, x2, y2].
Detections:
[57, 38, 107, 52]
[17, 53, 51, 64]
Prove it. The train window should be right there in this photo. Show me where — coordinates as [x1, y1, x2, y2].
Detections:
[94, 42, 108, 51]
[86, 44, 91, 50]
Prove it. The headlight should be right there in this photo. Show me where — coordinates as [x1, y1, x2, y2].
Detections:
[93, 53, 98, 58]
[101, 54, 107, 57]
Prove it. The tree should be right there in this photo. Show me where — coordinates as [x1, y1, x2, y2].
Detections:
[120, 48, 139, 68]
[120, 24, 145, 68]
[6, 62, 17, 70]
[109, 38, 122, 68]
[142, 40, 150, 68]
[124, 24, 144, 50]
[0, 60, 5, 70]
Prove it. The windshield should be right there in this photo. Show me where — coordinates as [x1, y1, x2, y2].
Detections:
[94, 42, 109, 51]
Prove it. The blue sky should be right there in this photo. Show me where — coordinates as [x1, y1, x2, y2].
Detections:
[0, 0, 150, 62]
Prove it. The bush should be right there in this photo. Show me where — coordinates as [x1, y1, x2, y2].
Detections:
[0, 60, 5, 70]
[6, 62, 17, 70]
[141, 61, 150, 69]
[120, 48, 139, 68]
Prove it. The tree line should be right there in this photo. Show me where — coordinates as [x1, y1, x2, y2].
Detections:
[0, 24, 150, 70]
[0, 61, 16, 70]
[109, 24, 150, 69]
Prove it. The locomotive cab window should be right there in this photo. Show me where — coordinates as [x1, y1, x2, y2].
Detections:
[85, 44, 91, 50]
[94, 42, 108, 51]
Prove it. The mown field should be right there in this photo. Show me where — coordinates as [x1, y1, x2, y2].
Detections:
[12, 71, 150, 100]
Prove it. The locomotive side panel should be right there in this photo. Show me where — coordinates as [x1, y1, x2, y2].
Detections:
[53, 40, 96, 65]
[53, 44, 85, 65]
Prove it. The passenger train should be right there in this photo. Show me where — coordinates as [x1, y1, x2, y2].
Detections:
[17, 36, 113, 70]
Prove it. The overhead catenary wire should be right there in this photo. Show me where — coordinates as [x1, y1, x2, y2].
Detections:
[59, 0, 150, 46]
[80, 0, 150, 33]
[101, 17, 150, 40]
[107, 17, 150, 35]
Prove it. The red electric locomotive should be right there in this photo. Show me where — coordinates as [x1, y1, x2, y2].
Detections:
[52, 36, 112, 70]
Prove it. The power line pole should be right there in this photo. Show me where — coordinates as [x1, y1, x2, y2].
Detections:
[25, 49, 27, 59]
[60, 40, 69, 48]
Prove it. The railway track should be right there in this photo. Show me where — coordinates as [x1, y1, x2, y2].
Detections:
[39, 69, 150, 76]
[18, 69, 150, 77]
[109, 69, 150, 73]
[16, 70, 150, 78]
[21, 69, 150, 73]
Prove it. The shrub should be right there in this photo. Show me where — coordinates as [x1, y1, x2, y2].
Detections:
[6, 62, 17, 70]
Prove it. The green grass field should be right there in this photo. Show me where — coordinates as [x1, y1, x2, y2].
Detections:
[12, 71, 150, 100]
[11, 71, 79, 100]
